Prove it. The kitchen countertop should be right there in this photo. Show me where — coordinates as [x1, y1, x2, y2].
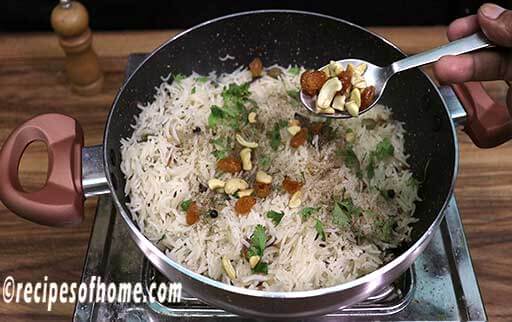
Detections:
[0, 27, 510, 321]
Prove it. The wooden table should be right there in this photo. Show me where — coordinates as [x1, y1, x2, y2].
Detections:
[0, 27, 511, 321]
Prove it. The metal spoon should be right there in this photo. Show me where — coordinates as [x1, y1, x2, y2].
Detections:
[301, 32, 493, 119]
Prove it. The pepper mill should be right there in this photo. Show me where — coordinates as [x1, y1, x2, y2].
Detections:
[51, 0, 103, 95]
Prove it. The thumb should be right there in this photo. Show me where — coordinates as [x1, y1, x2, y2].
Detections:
[478, 3, 512, 46]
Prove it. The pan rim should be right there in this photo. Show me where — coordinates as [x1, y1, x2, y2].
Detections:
[104, 9, 459, 299]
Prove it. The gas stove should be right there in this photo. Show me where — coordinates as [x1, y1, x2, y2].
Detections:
[73, 55, 487, 321]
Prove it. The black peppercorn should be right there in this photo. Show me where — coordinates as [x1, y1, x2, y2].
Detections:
[387, 189, 396, 199]
[193, 126, 201, 134]
[208, 209, 219, 218]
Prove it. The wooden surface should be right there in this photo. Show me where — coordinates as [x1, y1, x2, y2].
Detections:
[0, 27, 511, 321]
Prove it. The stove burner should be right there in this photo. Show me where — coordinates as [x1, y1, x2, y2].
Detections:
[142, 259, 415, 317]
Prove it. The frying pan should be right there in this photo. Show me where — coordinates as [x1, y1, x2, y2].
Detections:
[1, 11, 512, 319]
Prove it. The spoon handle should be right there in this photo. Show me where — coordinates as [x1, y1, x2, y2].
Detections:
[390, 32, 493, 74]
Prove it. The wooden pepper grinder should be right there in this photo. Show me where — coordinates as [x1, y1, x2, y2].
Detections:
[51, 0, 103, 95]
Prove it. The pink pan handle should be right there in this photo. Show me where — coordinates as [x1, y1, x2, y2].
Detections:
[452, 82, 512, 148]
[0, 113, 84, 226]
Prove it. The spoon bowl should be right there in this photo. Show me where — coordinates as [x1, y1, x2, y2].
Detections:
[300, 58, 391, 118]
[301, 32, 493, 119]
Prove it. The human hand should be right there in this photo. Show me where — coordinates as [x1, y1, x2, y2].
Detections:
[433, 3, 512, 111]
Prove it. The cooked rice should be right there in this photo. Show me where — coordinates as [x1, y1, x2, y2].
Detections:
[120, 65, 419, 291]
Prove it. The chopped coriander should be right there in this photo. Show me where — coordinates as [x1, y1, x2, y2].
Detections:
[247, 225, 268, 274]
[207, 82, 251, 130]
[247, 225, 266, 258]
[366, 138, 395, 180]
[287, 90, 300, 102]
[332, 202, 350, 228]
[268, 120, 287, 151]
[374, 138, 394, 161]
[315, 219, 326, 241]
[208, 105, 224, 128]
[196, 76, 209, 83]
[258, 155, 271, 169]
[173, 73, 186, 84]
[332, 197, 361, 228]
[210, 137, 231, 160]
[339, 146, 362, 178]
[377, 219, 394, 242]
[180, 199, 192, 211]
[267, 210, 285, 226]
[191, 87, 196, 94]
[252, 261, 268, 274]
[300, 207, 318, 221]
[288, 65, 301, 75]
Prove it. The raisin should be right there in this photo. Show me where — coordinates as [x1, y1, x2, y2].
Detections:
[254, 182, 271, 198]
[249, 57, 263, 78]
[290, 128, 308, 148]
[282, 176, 303, 194]
[300, 70, 327, 96]
[310, 122, 325, 135]
[338, 70, 352, 95]
[217, 156, 242, 173]
[361, 86, 376, 109]
[235, 196, 256, 215]
[186, 202, 200, 225]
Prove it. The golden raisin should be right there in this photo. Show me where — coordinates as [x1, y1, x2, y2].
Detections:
[361, 86, 376, 109]
[217, 156, 242, 173]
[249, 57, 263, 78]
[290, 128, 308, 148]
[300, 70, 327, 96]
[186, 202, 200, 225]
[338, 70, 352, 95]
[254, 182, 271, 198]
[235, 196, 256, 215]
[282, 176, 303, 194]
[310, 122, 324, 135]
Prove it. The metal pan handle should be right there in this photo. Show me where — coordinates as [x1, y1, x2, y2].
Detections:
[441, 82, 512, 148]
[0, 113, 85, 226]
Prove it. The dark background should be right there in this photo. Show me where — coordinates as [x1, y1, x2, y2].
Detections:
[1, 0, 511, 31]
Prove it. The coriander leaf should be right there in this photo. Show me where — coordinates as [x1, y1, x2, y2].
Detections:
[289, 65, 301, 75]
[377, 219, 394, 242]
[338, 197, 362, 218]
[366, 138, 394, 180]
[208, 105, 224, 128]
[267, 210, 285, 226]
[374, 138, 394, 161]
[191, 87, 196, 94]
[252, 261, 268, 274]
[366, 156, 376, 180]
[248, 224, 266, 258]
[222, 83, 250, 99]
[267, 121, 288, 151]
[315, 219, 326, 241]
[339, 146, 361, 179]
[174, 73, 186, 84]
[300, 207, 318, 221]
[269, 122, 282, 151]
[196, 76, 209, 83]
[332, 202, 350, 228]
[258, 155, 271, 169]
[180, 199, 192, 211]
[210, 137, 231, 160]
[287, 90, 300, 102]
